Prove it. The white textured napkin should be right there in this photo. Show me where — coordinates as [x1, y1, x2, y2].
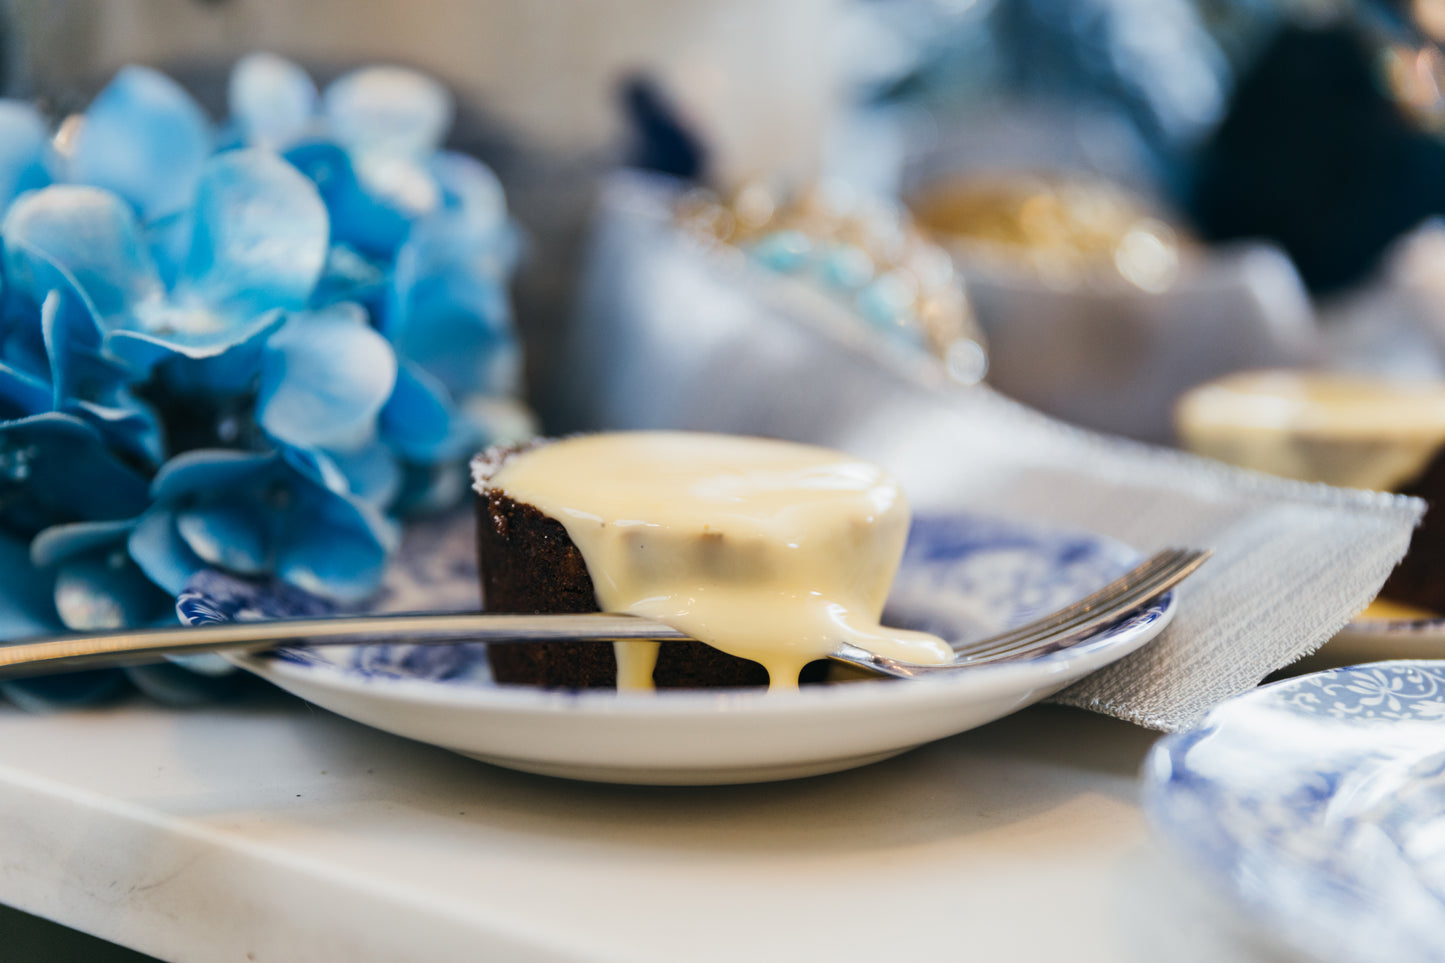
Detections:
[553, 173, 1423, 731]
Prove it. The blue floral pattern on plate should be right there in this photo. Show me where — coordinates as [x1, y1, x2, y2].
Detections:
[178, 509, 1151, 685]
[1143, 662, 1445, 963]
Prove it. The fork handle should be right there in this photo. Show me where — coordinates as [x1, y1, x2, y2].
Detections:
[0, 612, 691, 679]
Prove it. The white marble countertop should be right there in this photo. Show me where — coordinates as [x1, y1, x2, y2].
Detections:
[0, 692, 1289, 963]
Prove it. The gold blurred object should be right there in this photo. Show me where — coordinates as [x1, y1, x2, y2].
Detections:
[910, 175, 1185, 292]
[1382, 41, 1445, 130]
[676, 182, 988, 384]
[1174, 370, 1445, 491]
[1416, 0, 1445, 42]
[1360, 597, 1438, 621]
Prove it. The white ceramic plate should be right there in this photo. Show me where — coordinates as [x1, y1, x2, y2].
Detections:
[178, 511, 1174, 785]
[1142, 661, 1445, 963]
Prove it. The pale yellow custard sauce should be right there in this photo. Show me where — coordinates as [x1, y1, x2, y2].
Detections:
[485, 432, 953, 690]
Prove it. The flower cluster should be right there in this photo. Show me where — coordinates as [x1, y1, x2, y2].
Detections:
[0, 55, 530, 708]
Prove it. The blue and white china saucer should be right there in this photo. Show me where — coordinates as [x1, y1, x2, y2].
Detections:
[179, 510, 1175, 785]
[1142, 662, 1445, 963]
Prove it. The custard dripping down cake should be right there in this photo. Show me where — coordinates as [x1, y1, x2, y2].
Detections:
[470, 432, 951, 690]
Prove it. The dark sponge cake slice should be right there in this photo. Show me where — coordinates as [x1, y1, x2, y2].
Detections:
[1381, 448, 1445, 613]
[473, 444, 774, 688]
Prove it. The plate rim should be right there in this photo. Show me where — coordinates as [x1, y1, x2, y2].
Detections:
[223, 596, 1173, 719]
[1141, 659, 1445, 963]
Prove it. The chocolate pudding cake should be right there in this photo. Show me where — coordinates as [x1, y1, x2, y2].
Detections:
[470, 432, 951, 690]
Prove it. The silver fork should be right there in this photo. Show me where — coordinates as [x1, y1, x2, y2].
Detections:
[0, 549, 1207, 681]
[831, 547, 1208, 679]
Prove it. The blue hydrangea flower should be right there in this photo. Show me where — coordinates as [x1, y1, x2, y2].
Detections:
[0, 520, 241, 708]
[0, 529, 129, 710]
[264, 64, 450, 261]
[0, 56, 529, 711]
[4, 148, 328, 385]
[129, 446, 399, 603]
[32, 519, 169, 627]
[384, 153, 521, 398]
[0, 433, 151, 710]
[231, 57, 520, 397]
[0, 290, 160, 468]
[39, 280, 164, 463]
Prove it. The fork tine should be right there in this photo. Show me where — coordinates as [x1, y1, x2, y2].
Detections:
[826, 548, 1209, 679]
[953, 549, 1209, 663]
[955, 550, 1205, 661]
[947, 549, 1191, 657]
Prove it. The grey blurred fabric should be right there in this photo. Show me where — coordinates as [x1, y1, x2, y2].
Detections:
[555, 173, 1422, 731]
[962, 240, 1317, 443]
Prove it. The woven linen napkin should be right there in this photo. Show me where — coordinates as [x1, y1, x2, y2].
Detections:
[553, 173, 1423, 731]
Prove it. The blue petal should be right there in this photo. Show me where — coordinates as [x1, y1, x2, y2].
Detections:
[279, 444, 352, 496]
[0, 359, 52, 421]
[310, 243, 388, 309]
[322, 66, 452, 158]
[69, 65, 213, 220]
[165, 448, 396, 602]
[106, 308, 285, 385]
[0, 298, 51, 380]
[326, 440, 401, 507]
[285, 142, 410, 258]
[0, 528, 60, 638]
[60, 396, 163, 467]
[41, 287, 164, 464]
[0, 533, 128, 700]
[40, 283, 103, 403]
[2, 186, 164, 326]
[32, 518, 136, 567]
[275, 487, 393, 602]
[257, 304, 397, 451]
[384, 257, 520, 397]
[433, 151, 507, 227]
[54, 548, 172, 630]
[128, 508, 206, 596]
[428, 153, 520, 278]
[176, 149, 329, 320]
[229, 53, 317, 150]
[379, 361, 476, 462]
[145, 210, 192, 288]
[351, 154, 439, 227]
[150, 448, 271, 502]
[0, 100, 52, 209]
[176, 503, 270, 574]
[0, 413, 150, 536]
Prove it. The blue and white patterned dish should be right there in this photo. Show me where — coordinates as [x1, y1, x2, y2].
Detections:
[1142, 662, 1445, 963]
[179, 510, 1174, 784]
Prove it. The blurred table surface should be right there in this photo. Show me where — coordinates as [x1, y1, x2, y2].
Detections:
[0, 690, 1292, 963]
